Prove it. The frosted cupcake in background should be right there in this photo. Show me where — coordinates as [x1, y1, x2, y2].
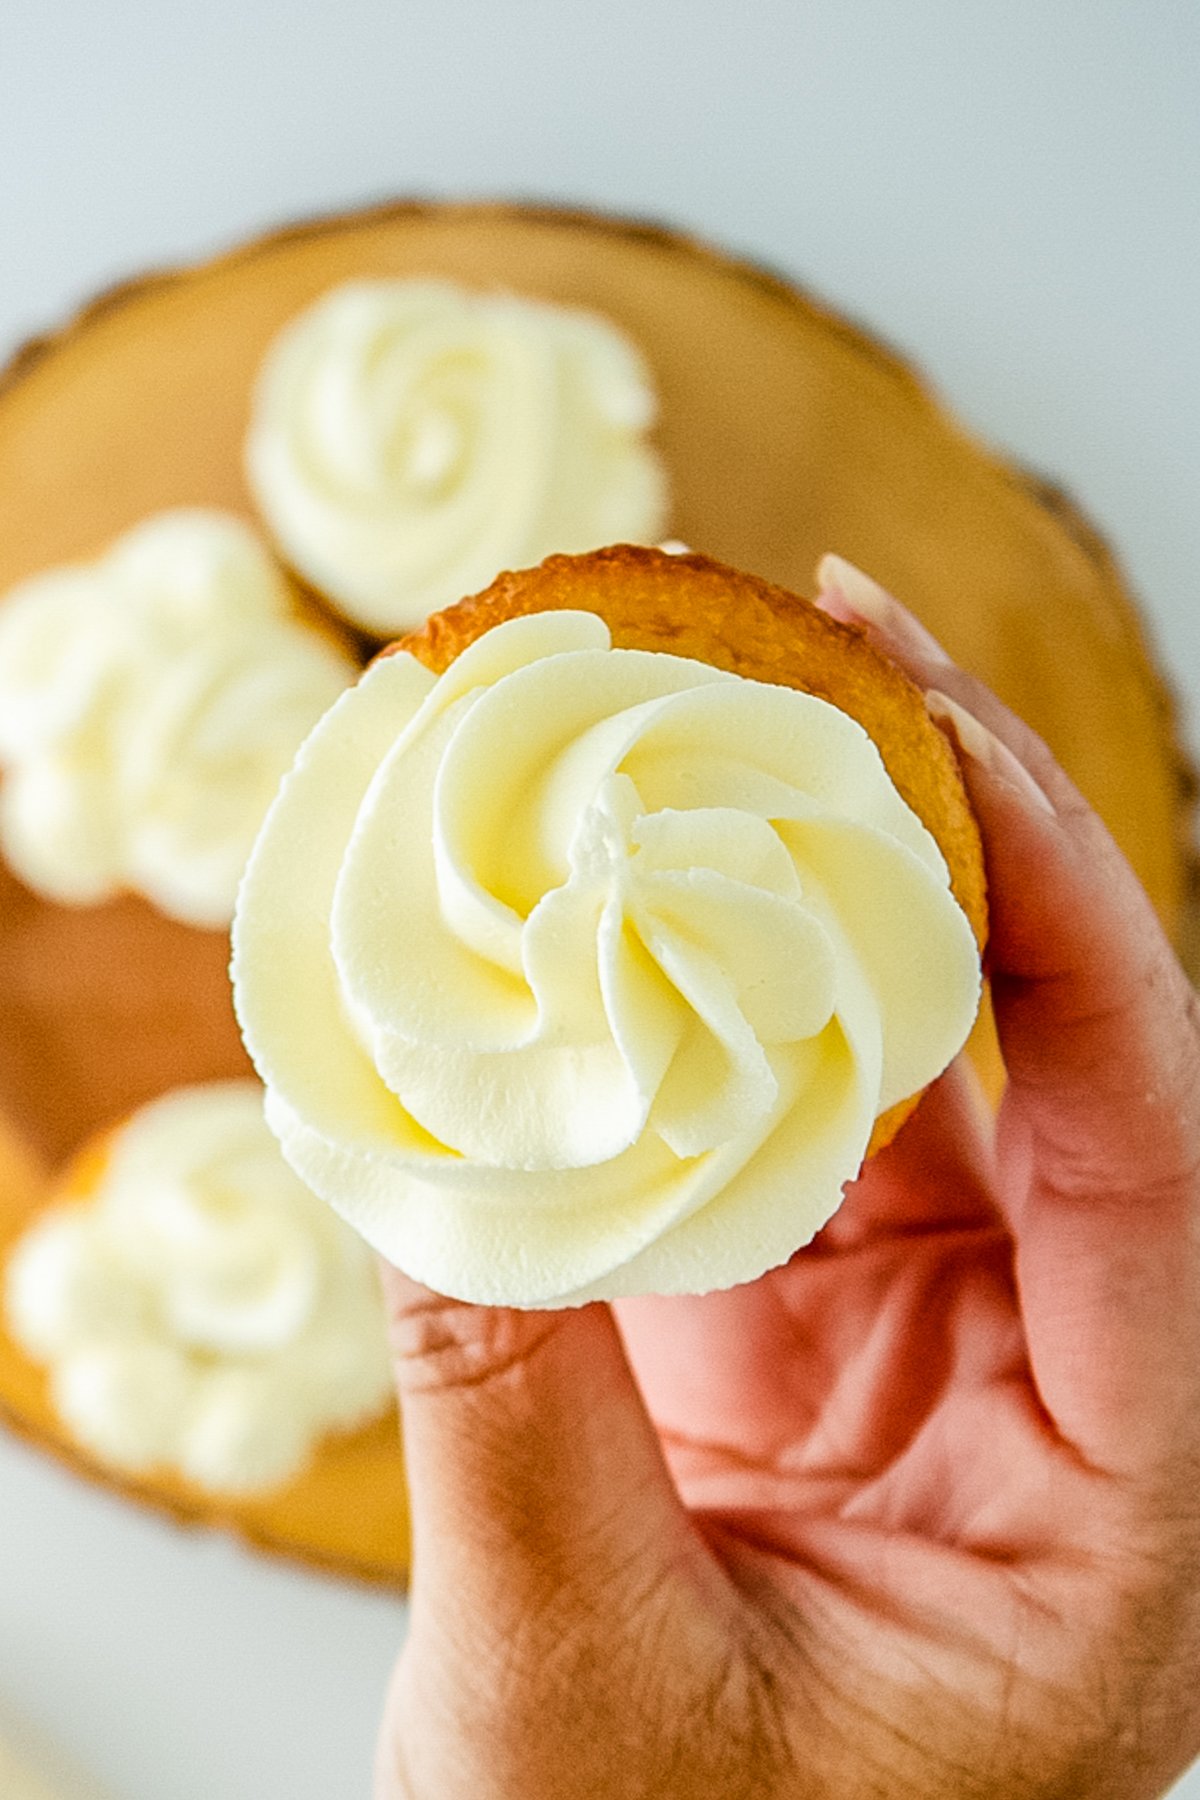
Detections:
[4, 1080, 393, 1495]
[0, 509, 356, 928]
[245, 278, 669, 636]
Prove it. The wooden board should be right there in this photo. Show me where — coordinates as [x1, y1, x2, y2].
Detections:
[0, 199, 1193, 1588]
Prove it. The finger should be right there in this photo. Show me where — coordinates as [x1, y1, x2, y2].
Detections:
[380, 1265, 730, 1778]
[935, 690, 1200, 1475]
[384, 1266, 691, 1597]
[814, 552, 1078, 810]
[816, 555, 1200, 1474]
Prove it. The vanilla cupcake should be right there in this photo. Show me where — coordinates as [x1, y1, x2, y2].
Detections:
[233, 546, 986, 1308]
[4, 1080, 393, 1496]
[246, 279, 669, 637]
[0, 509, 356, 929]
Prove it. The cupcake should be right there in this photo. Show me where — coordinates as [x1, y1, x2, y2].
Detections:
[0, 1081, 408, 1582]
[233, 546, 987, 1308]
[244, 277, 669, 636]
[0, 509, 356, 929]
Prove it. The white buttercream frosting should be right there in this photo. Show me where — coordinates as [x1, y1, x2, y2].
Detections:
[0, 509, 356, 927]
[4, 1081, 393, 1493]
[245, 280, 669, 635]
[232, 611, 982, 1308]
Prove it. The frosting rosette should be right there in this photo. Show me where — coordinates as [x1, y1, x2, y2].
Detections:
[3, 1081, 393, 1494]
[0, 509, 356, 927]
[244, 279, 669, 635]
[232, 606, 982, 1307]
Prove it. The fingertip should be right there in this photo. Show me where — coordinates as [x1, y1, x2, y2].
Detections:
[926, 690, 1056, 819]
[815, 552, 888, 614]
[811, 554, 863, 626]
[813, 552, 953, 669]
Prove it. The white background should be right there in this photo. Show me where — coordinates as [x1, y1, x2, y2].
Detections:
[0, 3, 1197, 1795]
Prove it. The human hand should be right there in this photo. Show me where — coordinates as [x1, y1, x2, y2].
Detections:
[375, 562, 1200, 1799]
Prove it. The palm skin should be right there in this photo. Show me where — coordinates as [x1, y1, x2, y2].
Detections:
[615, 1070, 1195, 1797]
[378, 575, 1200, 1799]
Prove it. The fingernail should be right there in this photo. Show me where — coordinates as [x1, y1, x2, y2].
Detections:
[926, 690, 1056, 816]
[815, 553, 953, 667]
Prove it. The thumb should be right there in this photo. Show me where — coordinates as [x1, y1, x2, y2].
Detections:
[385, 1260, 698, 1677]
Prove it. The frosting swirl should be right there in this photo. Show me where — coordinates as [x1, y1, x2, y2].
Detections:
[233, 610, 982, 1308]
[4, 1081, 393, 1493]
[0, 510, 356, 927]
[245, 280, 668, 635]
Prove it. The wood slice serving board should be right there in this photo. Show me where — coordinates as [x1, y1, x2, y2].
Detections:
[0, 200, 1194, 1587]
